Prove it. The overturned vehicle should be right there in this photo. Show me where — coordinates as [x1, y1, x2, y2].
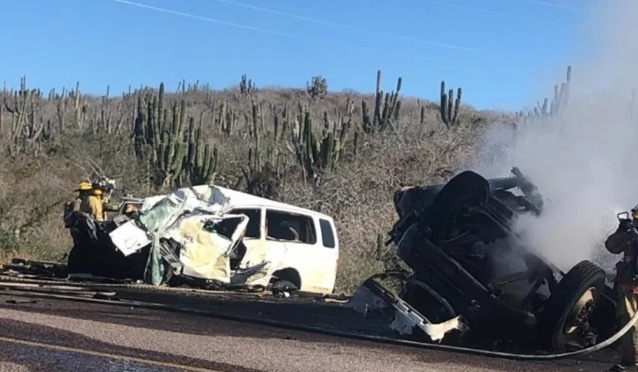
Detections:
[66, 185, 339, 296]
[352, 167, 616, 351]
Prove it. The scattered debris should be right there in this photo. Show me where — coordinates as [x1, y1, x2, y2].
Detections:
[5, 299, 37, 304]
[350, 273, 469, 342]
[1, 259, 68, 278]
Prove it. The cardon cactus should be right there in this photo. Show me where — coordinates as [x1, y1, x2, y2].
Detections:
[362, 70, 402, 133]
[516, 65, 572, 124]
[133, 83, 217, 189]
[290, 106, 351, 183]
[184, 116, 218, 185]
[439, 80, 462, 128]
[4, 76, 50, 156]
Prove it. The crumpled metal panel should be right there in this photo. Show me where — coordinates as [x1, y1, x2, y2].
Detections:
[108, 185, 272, 285]
[350, 279, 469, 343]
[163, 214, 249, 282]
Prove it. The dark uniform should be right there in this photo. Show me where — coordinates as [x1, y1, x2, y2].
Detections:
[605, 206, 638, 370]
[64, 181, 92, 245]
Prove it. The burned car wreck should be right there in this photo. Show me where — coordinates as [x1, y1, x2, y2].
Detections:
[352, 167, 616, 351]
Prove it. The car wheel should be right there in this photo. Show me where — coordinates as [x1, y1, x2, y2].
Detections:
[271, 280, 298, 295]
[425, 171, 491, 244]
[537, 260, 607, 351]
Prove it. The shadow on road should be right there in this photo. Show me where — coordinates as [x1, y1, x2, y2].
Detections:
[0, 294, 619, 372]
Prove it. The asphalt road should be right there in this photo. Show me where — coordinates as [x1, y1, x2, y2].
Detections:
[0, 293, 621, 372]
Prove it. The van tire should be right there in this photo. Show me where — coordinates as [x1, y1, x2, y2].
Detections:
[272, 280, 298, 295]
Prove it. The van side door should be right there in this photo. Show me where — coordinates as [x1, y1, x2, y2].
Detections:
[219, 207, 263, 270]
[264, 208, 336, 293]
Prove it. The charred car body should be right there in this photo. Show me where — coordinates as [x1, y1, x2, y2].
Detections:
[353, 167, 616, 351]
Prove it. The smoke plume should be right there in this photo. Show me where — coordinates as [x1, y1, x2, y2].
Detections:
[473, 0, 638, 273]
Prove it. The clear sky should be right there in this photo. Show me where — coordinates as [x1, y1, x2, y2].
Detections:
[1, 0, 593, 111]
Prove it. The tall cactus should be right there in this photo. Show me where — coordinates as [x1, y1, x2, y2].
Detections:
[151, 99, 186, 188]
[549, 64, 571, 118]
[184, 116, 218, 185]
[239, 101, 286, 199]
[290, 106, 351, 184]
[516, 65, 572, 123]
[239, 74, 257, 97]
[439, 80, 462, 128]
[3, 76, 50, 155]
[217, 101, 239, 136]
[362, 70, 402, 133]
[133, 83, 217, 189]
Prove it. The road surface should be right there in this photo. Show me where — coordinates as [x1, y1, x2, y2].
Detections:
[0, 293, 620, 372]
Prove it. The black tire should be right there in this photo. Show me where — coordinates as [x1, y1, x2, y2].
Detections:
[271, 280, 298, 295]
[537, 260, 606, 351]
[425, 171, 490, 243]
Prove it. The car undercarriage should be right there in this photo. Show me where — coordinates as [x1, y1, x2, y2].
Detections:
[352, 167, 617, 351]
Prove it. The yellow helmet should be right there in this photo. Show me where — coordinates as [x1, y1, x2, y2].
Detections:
[75, 181, 92, 192]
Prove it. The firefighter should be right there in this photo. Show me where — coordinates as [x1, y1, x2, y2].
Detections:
[64, 180, 92, 224]
[80, 182, 106, 222]
[64, 180, 92, 244]
[605, 205, 638, 371]
[83, 177, 120, 221]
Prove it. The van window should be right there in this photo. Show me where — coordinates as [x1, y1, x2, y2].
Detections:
[319, 219, 336, 248]
[266, 210, 317, 244]
[215, 208, 261, 239]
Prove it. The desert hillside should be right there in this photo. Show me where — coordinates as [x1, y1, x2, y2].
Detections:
[0, 69, 558, 292]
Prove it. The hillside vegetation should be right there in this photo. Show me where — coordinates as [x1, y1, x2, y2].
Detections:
[0, 69, 565, 292]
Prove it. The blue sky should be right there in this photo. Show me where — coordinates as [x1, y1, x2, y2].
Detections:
[1, 0, 593, 111]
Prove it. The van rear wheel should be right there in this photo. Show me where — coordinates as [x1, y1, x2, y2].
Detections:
[271, 280, 298, 295]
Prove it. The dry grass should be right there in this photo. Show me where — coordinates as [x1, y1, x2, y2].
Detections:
[0, 72, 513, 293]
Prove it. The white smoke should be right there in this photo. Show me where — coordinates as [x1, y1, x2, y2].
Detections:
[473, 0, 638, 273]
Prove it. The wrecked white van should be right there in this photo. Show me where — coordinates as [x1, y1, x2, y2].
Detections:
[108, 185, 339, 295]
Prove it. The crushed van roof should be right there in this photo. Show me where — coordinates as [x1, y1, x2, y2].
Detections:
[138, 184, 335, 222]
